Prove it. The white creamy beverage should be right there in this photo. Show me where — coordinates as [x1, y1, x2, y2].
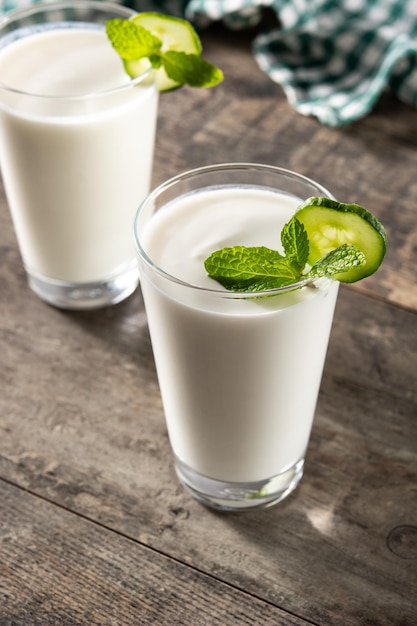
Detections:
[139, 186, 339, 484]
[0, 25, 158, 284]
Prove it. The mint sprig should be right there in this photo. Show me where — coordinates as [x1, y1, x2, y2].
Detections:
[307, 244, 365, 279]
[106, 19, 160, 60]
[158, 50, 223, 88]
[204, 246, 300, 292]
[280, 215, 309, 272]
[204, 216, 366, 293]
[105, 18, 223, 89]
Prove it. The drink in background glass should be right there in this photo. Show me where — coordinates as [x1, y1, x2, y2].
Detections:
[134, 164, 339, 511]
[0, 1, 159, 309]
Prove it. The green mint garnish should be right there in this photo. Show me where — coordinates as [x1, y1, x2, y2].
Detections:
[105, 18, 223, 89]
[280, 215, 309, 273]
[157, 50, 223, 88]
[204, 246, 301, 292]
[307, 244, 366, 279]
[106, 19, 160, 60]
[204, 216, 366, 293]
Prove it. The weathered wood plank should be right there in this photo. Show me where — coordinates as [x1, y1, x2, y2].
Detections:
[0, 480, 310, 625]
[0, 284, 415, 625]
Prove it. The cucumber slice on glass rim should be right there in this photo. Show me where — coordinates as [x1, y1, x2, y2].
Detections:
[125, 13, 202, 92]
[295, 197, 387, 283]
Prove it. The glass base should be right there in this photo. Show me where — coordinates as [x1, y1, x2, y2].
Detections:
[27, 262, 139, 310]
[174, 456, 304, 511]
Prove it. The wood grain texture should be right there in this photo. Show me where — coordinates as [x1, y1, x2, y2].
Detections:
[1, 24, 416, 626]
[1, 286, 415, 625]
[1, 481, 309, 626]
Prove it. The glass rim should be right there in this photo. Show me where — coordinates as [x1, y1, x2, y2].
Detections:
[0, 0, 153, 100]
[133, 162, 335, 299]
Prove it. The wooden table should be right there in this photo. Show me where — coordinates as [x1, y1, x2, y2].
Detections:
[1, 25, 416, 626]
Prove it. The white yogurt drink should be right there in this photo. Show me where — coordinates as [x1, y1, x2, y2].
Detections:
[0, 2, 158, 308]
[134, 164, 339, 510]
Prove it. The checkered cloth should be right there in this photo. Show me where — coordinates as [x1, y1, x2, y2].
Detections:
[1, 0, 416, 126]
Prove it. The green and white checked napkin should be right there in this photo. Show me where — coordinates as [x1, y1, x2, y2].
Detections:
[186, 0, 417, 126]
[1, 0, 416, 126]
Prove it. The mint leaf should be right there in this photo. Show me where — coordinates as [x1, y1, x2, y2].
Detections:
[161, 51, 223, 88]
[204, 220, 367, 293]
[307, 244, 366, 278]
[204, 246, 299, 292]
[281, 217, 309, 272]
[106, 19, 161, 60]
[105, 16, 223, 90]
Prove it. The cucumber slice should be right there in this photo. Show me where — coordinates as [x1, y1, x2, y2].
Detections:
[295, 197, 387, 283]
[126, 13, 202, 92]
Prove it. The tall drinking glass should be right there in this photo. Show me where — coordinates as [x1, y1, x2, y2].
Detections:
[134, 163, 339, 511]
[0, 1, 158, 309]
